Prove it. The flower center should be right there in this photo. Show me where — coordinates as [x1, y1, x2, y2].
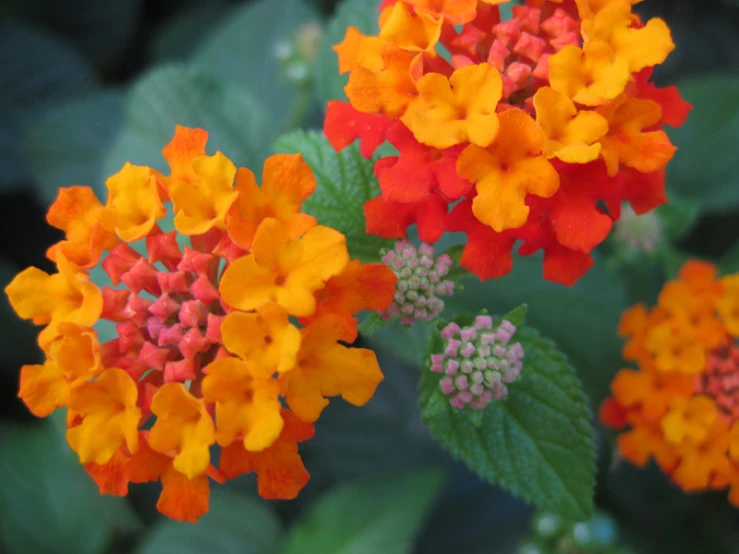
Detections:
[99, 228, 228, 385]
[471, 6, 581, 109]
[699, 339, 739, 423]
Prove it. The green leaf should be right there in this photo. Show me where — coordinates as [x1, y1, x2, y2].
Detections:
[369, 318, 432, 366]
[103, 65, 272, 191]
[25, 90, 125, 204]
[357, 311, 389, 336]
[719, 239, 739, 276]
[0, 22, 97, 191]
[192, 0, 319, 130]
[302, 350, 443, 481]
[502, 304, 528, 327]
[441, 244, 472, 282]
[0, 256, 42, 372]
[445, 253, 627, 406]
[6, 0, 140, 66]
[0, 420, 141, 554]
[419, 324, 596, 520]
[273, 129, 393, 262]
[150, 1, 231, 63]
[656, 196, 700, 241]
[283, 468, 445, 554]
[135, 489, 282, 554]
[666, 75, 739, 213]
[416, 470, 532, 554]
[314, 0, 379, 105]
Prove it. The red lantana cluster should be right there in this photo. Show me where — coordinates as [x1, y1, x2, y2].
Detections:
[324, 0, 691, 285]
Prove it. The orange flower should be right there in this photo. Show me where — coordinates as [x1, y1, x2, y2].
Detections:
[617, 415, 678, 472]
[661, 396, 718, 445]
[5, 126, 396, 520]
[333, 27, 386, 74]
[126, 434, 219, 523]
[345, 46, 418, 118]
[66, 368, 141, 465]
[717, 275, 739, 337]
[597, 94, 677, 177]
[18, 323, 102, 417]
[601, 260, 739, 507]
[458, 108, 560, 232]
[101, 163, 166, 241]
[226, 153, 316, 251]
[327, 0, 688, 286]
[533, 87, 609, 163]
[379, 2, 443, 54]
[169, 152, 239, 235]
[405, 0, 477, 25]
[220, 304, 301, 377]
[672, 420, 732, 491]
[280, 315, 384, 422]
[219, 218, 349, 316]
[162, 125, 208, 182]
[219, 409, 313, 500]
[610, 368, 696, 422]
[548, 42, 630, 107]
[302, 259, 397, 332]
[46, 187, 118, 268]
[5, 253, 102, 347]
[580, 0, 674, 73]
[149, 383, 215, 479]
[401, 63, 502, 149]
[202, 357, 284, 451]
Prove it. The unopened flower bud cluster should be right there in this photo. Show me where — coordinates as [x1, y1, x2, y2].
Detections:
[613, 205, 663, 254]
[431, 315, 524, 410]
[379, 240, 454, 326]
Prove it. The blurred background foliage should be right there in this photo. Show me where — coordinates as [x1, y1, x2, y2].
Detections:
[0, 0, 738, 552]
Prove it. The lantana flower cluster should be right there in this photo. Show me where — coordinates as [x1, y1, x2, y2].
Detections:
[600, 261, 739, 505]
[431, 315, 524, 410]
[5, 126, 397, 522]
[379, 239, 454, 325]
[324, 0, 691, 286]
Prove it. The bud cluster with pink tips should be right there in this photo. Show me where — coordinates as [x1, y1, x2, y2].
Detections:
[430, 316, 524, 410]
[379, 239, 455, 326]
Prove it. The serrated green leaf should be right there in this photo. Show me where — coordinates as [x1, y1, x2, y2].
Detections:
[445, 253, 627, 406]
[419, 325, 595, 520]
[25, 90, 125, 204]
[135, 489, 281, 554]
[192, 0, 319, 130]
[0, 420, 141, 554]
[283, 468, 445, 554]
[314, 0, 380, 105]
[666, 75, 739, 213]
[273, 129, 393, 262]
[103, 65, 272, 191]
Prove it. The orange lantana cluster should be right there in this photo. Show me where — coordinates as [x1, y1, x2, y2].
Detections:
[324, 0, 690, 285]
[600, 261, 739, 504]
[5, 126, 397, 522]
